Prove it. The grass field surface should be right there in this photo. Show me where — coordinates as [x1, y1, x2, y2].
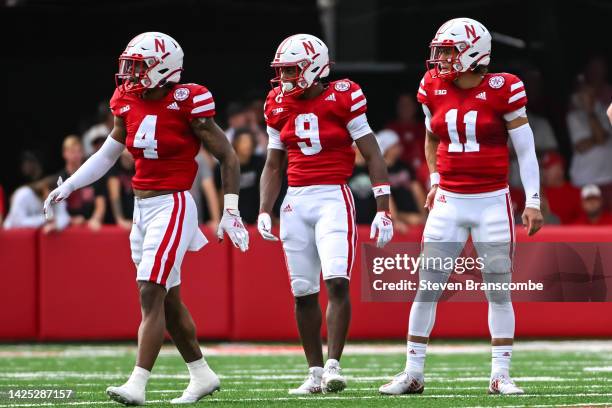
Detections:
[0, 341, 611, 407]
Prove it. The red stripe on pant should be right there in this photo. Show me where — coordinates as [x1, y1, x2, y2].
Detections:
[341, 185, 355, 278]
[161, 192, 187, 286]
[149, 192, 179, 284]
[505, 193, 515, 267]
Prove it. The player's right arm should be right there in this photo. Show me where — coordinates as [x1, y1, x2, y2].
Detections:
[257, 144, 286, 241]
[43, 116, 126, 219]
[423, 105, 440, 211]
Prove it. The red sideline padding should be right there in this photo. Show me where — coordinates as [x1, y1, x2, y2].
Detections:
[230, 225, 612, 340]
[0, 229, 37, 340]
[38, 226, 230, 340]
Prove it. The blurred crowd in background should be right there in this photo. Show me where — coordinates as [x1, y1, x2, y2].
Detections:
[2, 55, 612, 233]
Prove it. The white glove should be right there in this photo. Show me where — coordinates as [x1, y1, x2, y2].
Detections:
[43, 177, 75, 221]
[217, 209, 249, 252]
[370, 211, 393, 248]
[257, 212, 279, 241]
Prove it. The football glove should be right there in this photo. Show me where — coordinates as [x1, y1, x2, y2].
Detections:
[370, 211, 393, 248]
[43, 177, 75, 221]
[257, 212, 279, 241]
[217, 209, 249, 252]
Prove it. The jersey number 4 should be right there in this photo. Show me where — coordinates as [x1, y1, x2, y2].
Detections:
[445, 109, 480, 152]
[133, 115, 159, 159]
[295, 113, 322, 155]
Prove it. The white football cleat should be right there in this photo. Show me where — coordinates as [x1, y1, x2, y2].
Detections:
[106, 384, 145, 406]
[170, 365, 220, 404]
[379, 371, 425, 395]
[321, 360, 346, 393]
[489, 374, 524, 395]
[288, 367, 323, 395]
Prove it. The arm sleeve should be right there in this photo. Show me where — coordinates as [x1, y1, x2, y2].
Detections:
[266, 126, 285, 150]
[189, 86, 216, 120]
[64, 137, 124, 192]
[346, 113, 373, 140]
[509, 123, 541, 209]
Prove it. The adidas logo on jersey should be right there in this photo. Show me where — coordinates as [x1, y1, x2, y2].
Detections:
[325, 93, 336, 101]
[476, 91, 487, 100]
[167, 102, 180, 110]
[437, 194, 447, 203]
[282, 204, 293, 213]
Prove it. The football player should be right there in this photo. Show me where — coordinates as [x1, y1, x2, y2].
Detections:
[44, 32, 249, 405]
[379, 18, 543, 396]
[258, 34, 393, 394]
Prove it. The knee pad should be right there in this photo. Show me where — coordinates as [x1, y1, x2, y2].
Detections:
[414, 268, 451, 302]
[476, 242, 512, 274]
[483, 272, 512, 303]
[291, 278, 319, 297]
[322, 257, 349, 280]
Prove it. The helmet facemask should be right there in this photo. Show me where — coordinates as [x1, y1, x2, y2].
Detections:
[427, 42, 471, 80]
[116, 55, 161, 94]
[270, 60, 312, 96]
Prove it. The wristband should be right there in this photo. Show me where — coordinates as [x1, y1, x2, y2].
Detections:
[372, 184, 391, 198]
[224, 193, 239, 210]
[430, 172, 440, 186]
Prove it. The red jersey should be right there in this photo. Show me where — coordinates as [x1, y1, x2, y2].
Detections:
[417, 70, 527, 194]
[110, 83, 215, 191]
[265, 79, 369, 187]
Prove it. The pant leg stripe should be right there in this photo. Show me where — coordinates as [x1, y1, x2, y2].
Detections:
[150, 192, 180, 283]
[341, 185, 356, 278]
[161, 191, 187, 286]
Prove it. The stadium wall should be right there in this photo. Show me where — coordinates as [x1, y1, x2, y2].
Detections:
[1, 226, 611, 341]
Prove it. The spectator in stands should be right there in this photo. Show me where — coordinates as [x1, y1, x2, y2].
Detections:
[58, 135, 106, 230]
[582, 56, 612, 107]
[107, 149, 135, 230]
[224, 101, 250, 142]
[245, 94, 268, 156]
[348, 146, 377, 224]
[82, 102, 114, 157]
[4, 176, 69, 232]
[190, 147, 221, 231]
[567, 81, 612, 209]
[573, 184, 612, 226]
[384, 94, 426, 177]
[377, 129, 426, 229]
[539, 194, 560, 225]
[19, 150, 44, 184]
[541, 152, 582, 224]
[215, 128, 264, 224]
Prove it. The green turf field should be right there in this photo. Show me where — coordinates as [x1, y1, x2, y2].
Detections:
[0, 341, 611, 407]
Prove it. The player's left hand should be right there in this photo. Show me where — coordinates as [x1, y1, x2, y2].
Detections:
[370, 211, 393, 248]
[522, 207, 544, 236]
[217, 209, 249, 252]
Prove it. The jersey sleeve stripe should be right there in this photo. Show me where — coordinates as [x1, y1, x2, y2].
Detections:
[350, 99, 367, 112]
[191, 102, 215, 114]
[351, 89, 364, 100]
[418, 87, 427, 96]
[510, 81, 524, 92]
[508, 91, 526, 104]
[193, 91, 212, 103]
